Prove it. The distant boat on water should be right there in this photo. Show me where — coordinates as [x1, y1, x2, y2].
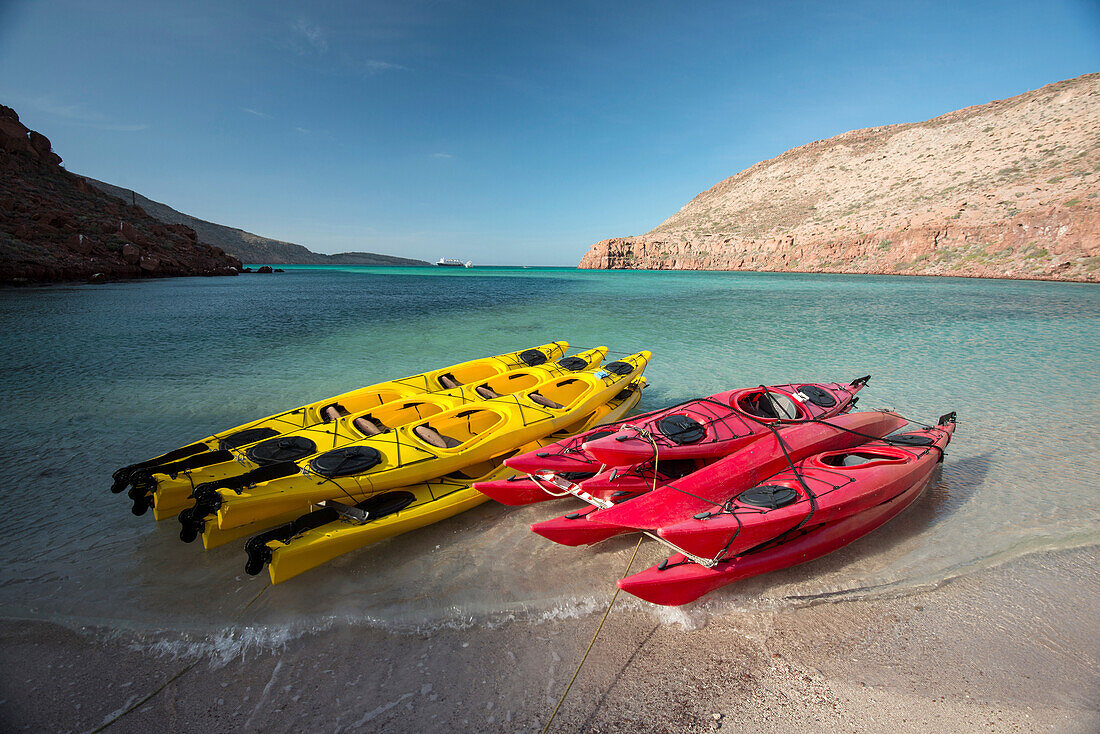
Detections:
[436, 258, 472, 268]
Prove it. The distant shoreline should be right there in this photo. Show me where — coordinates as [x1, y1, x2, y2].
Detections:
[576, 263, 1099, 284]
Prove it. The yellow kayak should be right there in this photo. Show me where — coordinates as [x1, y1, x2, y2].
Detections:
[152, 347, 609, 521]
[201, 377, 647, 552]
[179, 351, 651, 535]
[113, 341, 568, 514]
[239, 377, 648, 583]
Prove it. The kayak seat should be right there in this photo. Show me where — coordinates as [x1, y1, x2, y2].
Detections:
[476, 385, 501, 399]
[414, 425, 462, 449]
[438, 373, 462, 389]
[819, 451, 906, 468]
[353, 416, 388, 436]
[739, 392, 799, 420]
[530, 392, 565, 409]
[320, 403, 350, 422]
[842, 454, 875, 466]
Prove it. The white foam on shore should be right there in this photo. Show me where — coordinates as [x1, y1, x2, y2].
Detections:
[121, 623, 323, 668]
[13, 536, 1098, 669]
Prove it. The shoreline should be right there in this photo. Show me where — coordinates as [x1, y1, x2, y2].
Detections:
[4, 263, 1099, 288]
[3, 545, 1095, 732]
[576, 263, 1100, 284]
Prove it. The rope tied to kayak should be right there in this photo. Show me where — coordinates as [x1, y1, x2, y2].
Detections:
[611, 422, 664, 495]
[541, 535, 643, 734]
[527, 421, 666, 502]
[564, 344, 642, 357]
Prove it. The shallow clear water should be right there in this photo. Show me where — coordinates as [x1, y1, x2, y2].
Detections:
[1, 266, 1097, 639]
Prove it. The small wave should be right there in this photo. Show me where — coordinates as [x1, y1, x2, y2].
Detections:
[780, 533, 1100, 606]
[5, 535, 1094, 673]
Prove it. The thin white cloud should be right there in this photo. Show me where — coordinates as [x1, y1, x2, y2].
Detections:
[295, 127, 310, 134]
[333, 51, 410, 77]
[284, 20, 407, 76]
[363, 59, 406, 73]
[241, 107, 273, 119]
[290, 18, 328, 54]
[345, 56, 409, 76]
[11, 94, 147, 132]
[432, 152, 453, 159]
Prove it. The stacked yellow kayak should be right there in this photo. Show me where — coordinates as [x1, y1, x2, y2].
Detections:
[152, 346, 609, 520]
[110, 341, 652, 585]
[179, 350, 650, 535]
[238, 377, 647, 584]
[111, 341, 569, 517]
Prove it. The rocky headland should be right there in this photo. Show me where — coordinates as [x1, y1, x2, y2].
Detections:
[0, 106, 242, 283]
[579, 73, 1100, 282]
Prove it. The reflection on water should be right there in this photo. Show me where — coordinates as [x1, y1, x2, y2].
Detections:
[0, 267, 1098, 637]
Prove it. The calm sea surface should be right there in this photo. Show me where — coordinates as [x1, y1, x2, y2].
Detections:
[1, 266, 1097, 643]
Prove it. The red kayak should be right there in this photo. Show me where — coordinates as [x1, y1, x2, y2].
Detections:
[657, 416, 956, 559]
[529, 410, 907, 547]
[503, 377, 869, 476]
[616, 415, 955, 606]
[581, 378, 869, 468]
[475, 458, 702, 506]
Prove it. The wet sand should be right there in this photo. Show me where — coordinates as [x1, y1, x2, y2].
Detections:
[1, 546, 1096, 733]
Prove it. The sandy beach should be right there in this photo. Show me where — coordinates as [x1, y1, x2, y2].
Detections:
[2, 545, 1095, 733]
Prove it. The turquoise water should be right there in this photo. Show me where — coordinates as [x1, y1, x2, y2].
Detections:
[1, 266, 1098, 637]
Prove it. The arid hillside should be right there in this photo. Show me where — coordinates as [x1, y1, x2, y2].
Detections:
[84, 178, 428, 267]
[580, 73, 1100, 281]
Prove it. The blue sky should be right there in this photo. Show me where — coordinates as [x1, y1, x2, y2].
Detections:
[1, 1, 1098, 265]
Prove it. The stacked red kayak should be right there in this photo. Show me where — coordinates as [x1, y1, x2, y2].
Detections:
[618, 415, 955, 605]
[474, 376, 957, 606]
[477, 378, 868, 506]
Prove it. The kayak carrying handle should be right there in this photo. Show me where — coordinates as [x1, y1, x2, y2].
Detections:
[109, 442, 210, 493]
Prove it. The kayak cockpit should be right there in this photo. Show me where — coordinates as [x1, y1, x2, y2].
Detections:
[472, 371, 543, 399]
[319, 387, 414, 422]
[350, 398, 451, 438]
[814, 447, 910, 468]
[411, 408, 507, 451]
[733, 388, 803, 421]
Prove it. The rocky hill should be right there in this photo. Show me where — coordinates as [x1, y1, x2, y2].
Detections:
[579, 73, 1100, 282]
[84, 178, 428, 266]
[0, 106, 241, 283]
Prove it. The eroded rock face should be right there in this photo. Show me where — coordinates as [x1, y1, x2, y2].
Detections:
[579, 74, 1100, 282]
[0, 104, 242, 283]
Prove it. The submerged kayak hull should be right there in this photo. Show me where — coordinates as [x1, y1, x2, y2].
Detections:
[266, 481, 492, 585]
